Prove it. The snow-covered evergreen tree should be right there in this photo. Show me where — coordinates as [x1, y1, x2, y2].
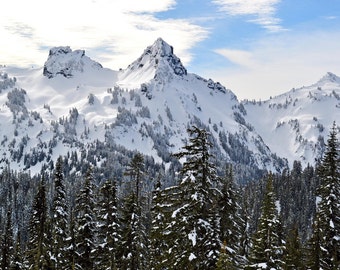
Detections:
[11, 231, 24, 270]
[96, 179, 121, 270]
[51, 156, 69, 269]
[74, 168, 97, 270]
[120, 153, 149, 270]
[216, 241, 236, 270]
[1, 209, 14, 269]
[25, 177, 52, 269]
[218, 164, 244, 268]
[149, 176, 167, 270]
[310, 122, 340, 269]
[283, 225, 303, 269]
[246, 174, 284, 270]
[149, 182, 181, 269]
[167, 126, 221, 269]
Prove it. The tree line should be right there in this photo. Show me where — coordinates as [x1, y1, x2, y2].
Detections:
[0, 124, 339, 269]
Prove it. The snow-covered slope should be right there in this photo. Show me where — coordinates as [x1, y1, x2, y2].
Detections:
[242, 72, 340, 167]
[0, 38, 337, 177]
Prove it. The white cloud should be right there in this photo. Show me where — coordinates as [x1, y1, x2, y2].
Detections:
[210, 30, 340, 100]
[214, 48, 255, 68]
[0, 0, 207, 69]
[212, 0, 285, 31]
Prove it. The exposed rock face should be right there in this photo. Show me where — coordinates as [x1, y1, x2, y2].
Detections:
[124, 38, 187, 79]
[43, 46, 102, 78]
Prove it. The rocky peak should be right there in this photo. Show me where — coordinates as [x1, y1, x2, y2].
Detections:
[43, 46, 102, 79]
[124, 38, 187, 79]
[317, 72, 340, 85]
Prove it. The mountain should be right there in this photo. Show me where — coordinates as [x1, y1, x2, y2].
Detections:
[0, 38, 338, 181]
[43, 46, 103, 78]
[242, 72, 340, 167]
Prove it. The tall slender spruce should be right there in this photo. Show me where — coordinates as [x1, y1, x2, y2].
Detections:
[51, 156, 69, 269]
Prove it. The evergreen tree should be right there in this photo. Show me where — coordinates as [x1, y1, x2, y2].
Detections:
[168, 126, 221, 269]
[149, 176, 166, 270]
[120, 153, 149, 270]
[10, 232, 24, 270]
[218, 164, 244, 268]
[283, 225, 303, 270]
[246, 174, 284, 270]
[311, 122, 340, 269]
[1, 209, 14, 270]
[149, 183, 181, 269]
[305, 212, 322, 270]
[96, 179, 121, 270]
[216, 241, 236, 270]
[66, 208, 76, 270]
[25, 177, 52, 270]
[74, 168, 97, 270]
[51, 156, 69, 269]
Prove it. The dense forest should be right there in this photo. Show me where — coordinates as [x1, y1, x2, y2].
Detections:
[0, 124, 339, 269]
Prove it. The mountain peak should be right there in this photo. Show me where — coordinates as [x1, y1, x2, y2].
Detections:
[317, 72, 340, 85]
[151, 37, 173, 56]
[119, 38, 187, 84]
[43, 46, 103, 79]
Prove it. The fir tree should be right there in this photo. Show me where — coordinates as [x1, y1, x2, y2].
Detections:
[149, 176, 167, 270]
[124, 153, 144, 204]
[25, 177, 52, 270]
[96, 179, 121, 270]
[283, 225, 303, 270]
[74, 168, 97, 270]
[305, 212, 322, 270]
[51, 156, 69, 269]
[120, 153, 149, 270]
[66, 208, 76, 270]
[168, 126, 221, 269]
[216, 241, 236, 270]
[246, 174, 284, 270]
[149, 184, 181, 269]
[312, 122, 340, 269]
[218, 164, 244, 268]
[1, 209, 14, 270]
[10, 232, 24, 270]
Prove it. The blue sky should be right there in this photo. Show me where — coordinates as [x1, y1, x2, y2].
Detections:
[1, 0, 340, 100]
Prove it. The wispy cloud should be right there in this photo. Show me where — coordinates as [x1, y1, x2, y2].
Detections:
[210, 30, 340, 100]
[212, 0, 285, 32]
[0, 0, 207, 68]
[214, 48, 255, 68]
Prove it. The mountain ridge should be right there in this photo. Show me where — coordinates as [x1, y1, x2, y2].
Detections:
[0, 38, 338, 180]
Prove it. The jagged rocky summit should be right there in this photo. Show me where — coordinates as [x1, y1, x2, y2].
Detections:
[43, 46, 103, 78]
[0, 38, 338, 180]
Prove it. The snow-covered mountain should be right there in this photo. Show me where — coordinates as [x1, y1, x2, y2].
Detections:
[0, 38, 338, 179]
[242, 72, 340, 167]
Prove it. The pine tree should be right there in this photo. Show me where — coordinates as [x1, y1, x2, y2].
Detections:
[167, 126, 221, 269]
[25, 177, 52, 270]
[74, 168, 97, 270]
[96, 179, 121, 270]
[1, 209, 14, 270]
[311, 122, 340, 269]
[246, 174, 284, 270]
[51, 156, 69, 269]
[120, 153, 149, 270]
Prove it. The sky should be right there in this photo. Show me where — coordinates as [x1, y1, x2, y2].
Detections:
[1, 0, 340, 100]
